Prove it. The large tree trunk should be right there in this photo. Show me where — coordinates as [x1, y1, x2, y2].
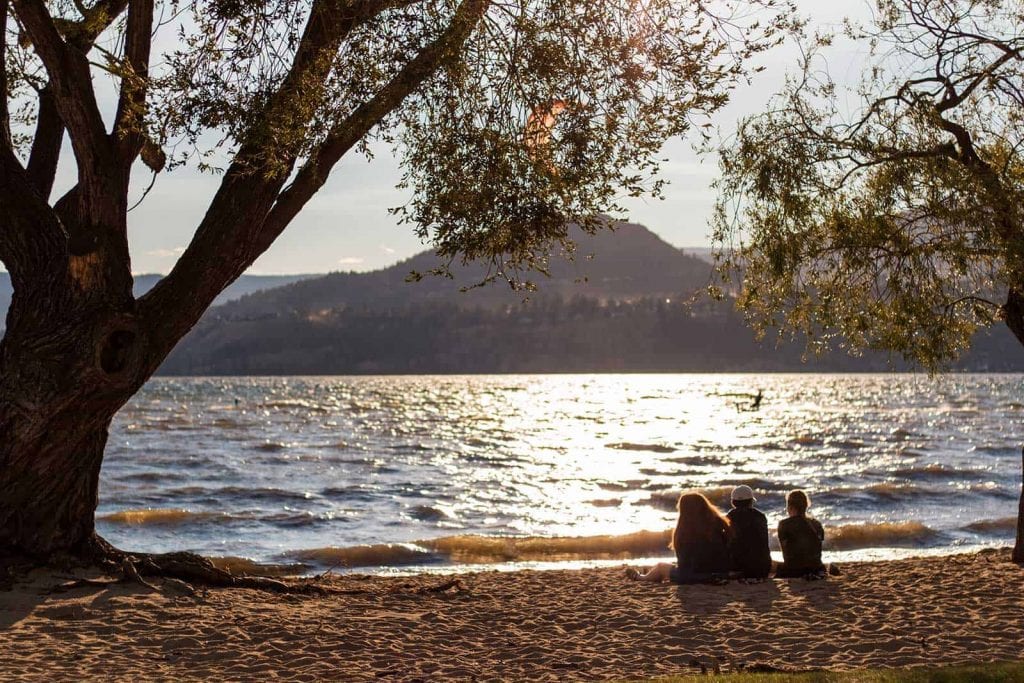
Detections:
[1016, 446, 1024, 564]
[1004, 289, 1024, 563]
[0, 276, 144, 559]
[0, 421, 109, 558]
[0, 0, 493, 568]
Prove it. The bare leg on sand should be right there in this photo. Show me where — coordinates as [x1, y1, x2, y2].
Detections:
[625, 562, 673, 582]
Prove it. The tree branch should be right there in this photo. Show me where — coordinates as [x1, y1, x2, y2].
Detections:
[935, 48, 1021, 113]
[258, 0, 490, 250]
[1003, 286, 1024, 350]
[12, 0, 119, 212]
[831, 142, 958, 189]
[112, 0, 153, 172]
[232, 0, 422, 163]
[55, 0, 130, 51]
[0, 146, 67, 286]
[138, 0, 487, 364]
[22, 0, 128, 199]
[936, 113, 989, 172]
[0, 0, 11, 151]
[24, 87, 63, 198]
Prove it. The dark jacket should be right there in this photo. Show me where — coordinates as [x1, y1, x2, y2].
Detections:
[777, 515, 825, 574]
[673, 527, 731, 583]
[726, 506, 772, 578]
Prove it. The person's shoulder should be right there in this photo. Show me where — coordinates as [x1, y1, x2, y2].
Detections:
[809, 517, 825, 532]
[729, 506, 764, 519]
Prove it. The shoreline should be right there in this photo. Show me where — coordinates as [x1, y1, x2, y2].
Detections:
[96, 508, 1018, 576]
[2, 549, 1022, 680]
[208, 539, 1015, 579]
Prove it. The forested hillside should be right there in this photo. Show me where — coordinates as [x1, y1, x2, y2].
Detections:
[159, 223, 1024, 374]
[207, 222, 712, 318]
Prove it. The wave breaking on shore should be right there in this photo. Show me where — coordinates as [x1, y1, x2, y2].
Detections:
[270, 520, 976, 570]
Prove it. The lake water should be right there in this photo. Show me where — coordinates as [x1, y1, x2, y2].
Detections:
[97, 374, 1023, 573]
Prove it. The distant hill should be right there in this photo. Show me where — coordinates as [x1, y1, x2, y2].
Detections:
[132, 274, 316, 303]
[209, 221, 712, 320]
[161, 296, 1024, 375]
[0, 273, 314, 329]
[158, 221, 1024, 374]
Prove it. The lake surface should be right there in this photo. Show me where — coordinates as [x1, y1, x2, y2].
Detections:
[97, 374, 1023, 573]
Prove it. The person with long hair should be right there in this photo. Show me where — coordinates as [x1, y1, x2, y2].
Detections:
[626, 492, 732, 584]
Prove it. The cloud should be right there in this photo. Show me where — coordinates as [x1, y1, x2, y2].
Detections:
[380, 245, 396, 255]
[338, 257, 365, 266]
[145, 247, 186, 259]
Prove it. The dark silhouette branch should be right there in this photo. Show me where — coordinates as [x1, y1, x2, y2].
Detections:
[24, 87, 63, 199]
[64, 0, 130, 50]
[139, 0, 486, 359]
[832, 143, 958, 188]
[934, 48, 1021, 113]
[22, 0, 129, 200]
[259, 0, 491, 250]
[1004, 287, 1024, 347]
[112, 0, 154, 172]
[0, 0, 10, 151]
[0, 147, 68, 286]
[12, 0, 143, 296]
[232, 0, 423, 161]
[12, 0, 119, 213]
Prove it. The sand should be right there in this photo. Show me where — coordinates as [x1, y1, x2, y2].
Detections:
[1, 549, 1022, 681]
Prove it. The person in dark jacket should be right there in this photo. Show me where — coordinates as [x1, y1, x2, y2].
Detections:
[726, 485, 771, 579]
[626, 492, 732, 584]
[775, 489, 827, 578]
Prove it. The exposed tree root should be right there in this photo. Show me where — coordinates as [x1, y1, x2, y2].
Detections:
[74, 534, 328, 595]
[6, 535, 467, 597]
[46, 576, 122, 594]
[121, 557, 160, 591]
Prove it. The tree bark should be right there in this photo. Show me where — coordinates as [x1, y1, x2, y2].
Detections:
[0, 420, 109, 558]
[1016, 446, 1024, 564]
[1004, 288, 1024, 563]
[0, 266, 143, 559]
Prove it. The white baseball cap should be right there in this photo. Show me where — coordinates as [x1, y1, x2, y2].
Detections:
[731, 485, 756, 502]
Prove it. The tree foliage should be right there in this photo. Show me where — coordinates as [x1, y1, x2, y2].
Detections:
[2, 0, 790, 297]
[0, 0, 791, 559]
[713, 0, 1024, 369]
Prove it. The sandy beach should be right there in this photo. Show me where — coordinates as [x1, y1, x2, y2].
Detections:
[1, 549, 1022, 681]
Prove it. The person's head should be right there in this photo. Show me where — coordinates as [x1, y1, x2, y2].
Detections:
[730, 484, 756, 510]
[786, 490, 810, 517]
[671, 492, 731, 549]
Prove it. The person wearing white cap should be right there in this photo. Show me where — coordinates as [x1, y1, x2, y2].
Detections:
[726, 485, 771, 579]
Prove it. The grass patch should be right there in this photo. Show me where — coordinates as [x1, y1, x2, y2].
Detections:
[641, 661, 1024, 683]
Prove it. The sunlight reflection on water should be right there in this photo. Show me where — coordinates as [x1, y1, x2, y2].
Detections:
[98, 373, 1023, 570]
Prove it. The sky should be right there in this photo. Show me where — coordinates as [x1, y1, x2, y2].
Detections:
[44, 1, 872, 276]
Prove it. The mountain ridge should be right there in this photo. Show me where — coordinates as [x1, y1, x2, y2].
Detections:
[209, 222, 712, 320]
[158, 221, 1024, 374]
